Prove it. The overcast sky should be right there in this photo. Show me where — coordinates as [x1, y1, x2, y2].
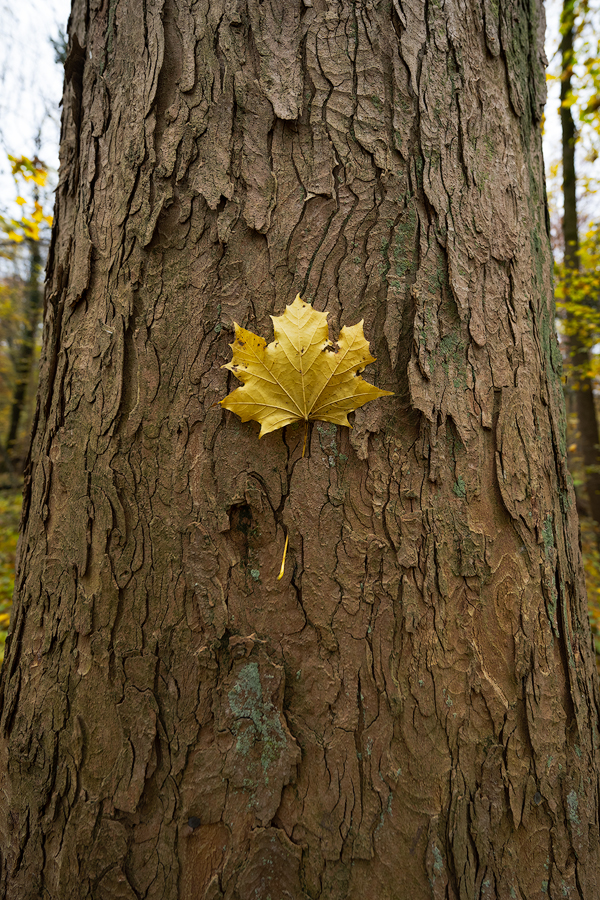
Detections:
[0, 0, 591, 230]
[0, 0, 70, 213]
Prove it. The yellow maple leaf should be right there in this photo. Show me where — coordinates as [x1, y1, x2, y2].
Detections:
[220, 294, 393, 439]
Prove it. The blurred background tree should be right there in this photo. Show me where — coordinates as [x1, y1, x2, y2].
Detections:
[0, 152, 53, 658]
[0, 152, 53, 473]
[0, 0, 68, 660]
[547, 0, 600, 659]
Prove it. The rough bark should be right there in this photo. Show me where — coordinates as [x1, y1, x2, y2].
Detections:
[1, 1, 599, 898]
[559, 0, 600, 538]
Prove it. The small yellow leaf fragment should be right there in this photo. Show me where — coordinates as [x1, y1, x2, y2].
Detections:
[278, 533, 289, 581]
[220, 294, 393, 437]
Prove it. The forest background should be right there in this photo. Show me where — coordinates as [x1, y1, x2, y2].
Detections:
[1, 0, 600, 663]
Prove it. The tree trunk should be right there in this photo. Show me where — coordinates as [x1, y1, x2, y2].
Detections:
[560, 0, 600, 539]
[1, 1, 599, 898]
[4, 239, 43, 466]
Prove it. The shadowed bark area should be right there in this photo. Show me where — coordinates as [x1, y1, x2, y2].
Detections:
[0, 1, 599, 898]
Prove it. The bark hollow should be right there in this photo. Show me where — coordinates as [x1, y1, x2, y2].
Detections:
[1, 1, 599, 898]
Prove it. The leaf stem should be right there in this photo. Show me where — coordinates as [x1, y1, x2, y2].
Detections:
[277, 532, 289, 581]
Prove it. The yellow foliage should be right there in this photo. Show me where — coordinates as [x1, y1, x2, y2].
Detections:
[220, 294, 393, 438]
[0, 491, 22, 663]
[580, 517, 600, 670]
[21, 218, 40, 241]
[1, 154, 52, 245]
[8, 154, 47, 186]
[555, 222, 600, 370]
